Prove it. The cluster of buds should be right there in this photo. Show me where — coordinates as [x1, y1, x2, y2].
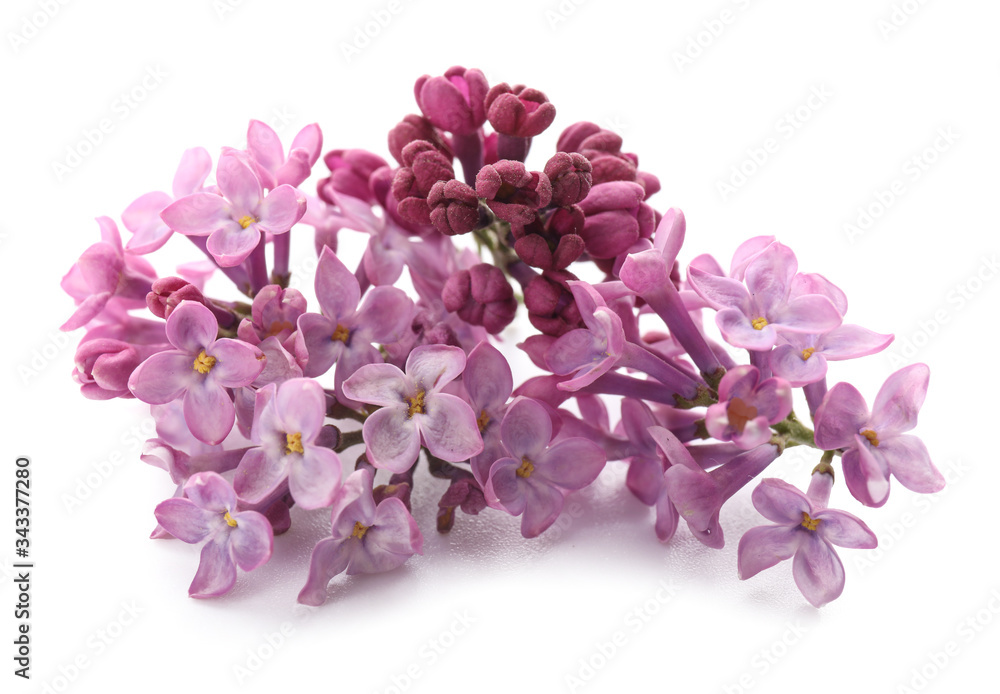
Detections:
[62, 66, 942, 608]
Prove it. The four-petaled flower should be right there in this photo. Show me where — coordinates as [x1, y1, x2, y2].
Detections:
[154, 471, 273, 598]
[342, 344, 484, 473]
[128, 301, 265, 444]
[704, 365, 792, 449]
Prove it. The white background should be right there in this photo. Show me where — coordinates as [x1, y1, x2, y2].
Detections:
[3, 0, 999, 692]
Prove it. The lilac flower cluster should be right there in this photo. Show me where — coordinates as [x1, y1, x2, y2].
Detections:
[62, 66, 943, 608]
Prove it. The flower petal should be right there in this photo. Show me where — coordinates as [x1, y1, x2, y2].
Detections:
[342, 363, 407, 407]
[166, 301, 218, 353]
[792, 534, 845, 607]
[314, 246, 360, 320]
[289, 447, 342, 509]
[362, 406, 421, 473]
[870, 363, 929, 437]
[184, 381, 235, 445]
[687, 266, 752, 312]
[189, 536, 237, 598]
[405, 344, 466, 394]
[717, 309, 777, 351]
[257, 184, 306, 233]
[233, 447, 286, 505]
[206, 224, 260, 267]
[216, 151, 262, 215]
[160, 193, 230, 236]
[229, 511, 274, 571]
[880, 434, 944, 493]
[751, 478, 811, 524]
[153, 498, 214, 543]
[813, 382, 870, 450]
[185, 471, 237, 512]
[814, 509, 877, 549]
[209, 339, 265, 387]
[520, 479, 565, 538]
[499, 397, 552, 460]
[842, 442, 891, 507]
[420, 393, 483, 463]
[128, 351, 198, 404]
[464, 341, 514, 411]
[297, 538, 352, 606]
[535, 437, 605, 490]
[744, 243, 797, 316]
[275, 377, 327, 439]
[737, 524, 800, 580]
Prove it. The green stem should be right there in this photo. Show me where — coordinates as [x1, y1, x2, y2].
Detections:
[771, 410, 815, 448]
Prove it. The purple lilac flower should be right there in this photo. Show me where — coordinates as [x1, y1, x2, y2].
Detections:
[154, 472, 273, 598]
[738, 471, 877, 607]
[246, 120, 322, 189]
[813, 363, 943, 507]
[160, 150, 306, 267]
[296, 246, 412, 395]
[128, 301, 265, 444]
[342, 344, 483, 473]
[704, 366, 792, 449]
[298, 468, 423, 606]
[234, 378, 342, 509]
[123, 147, 212, 255]
[61, 217, 158, 331]
[770, 326, 894, 387]
[414, 66, 489, 136]
[687, 242, 842, 351]
[485, 397, 606, 538]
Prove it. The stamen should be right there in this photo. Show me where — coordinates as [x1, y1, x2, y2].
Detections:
[801, 511, 821, 531]
[192, 349, 216, 374]
[801, 347, 815, 361]
[331, 324, 350, 343]
[727, 397, 758, 434]
[223, 510, 238, 528]
[351, 521, 369, 540]
[405, 390, 426, 418]
[751, 317, 768, 330]
[861, 429, 880, 447]
[237, 215, 257, 229]
[477, 409, 490, 432]
[285, 432, 304, 455]
[516, 457, 535, 478]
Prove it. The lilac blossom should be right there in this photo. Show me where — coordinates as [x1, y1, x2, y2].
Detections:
[485, 397, 606, 537]
[704, 366, 792, 449]
[246, 120, 322, 189]
[234, 378, 342, 509]
[160, 150, 306, 267]
[814, 363, 943, 507]
[738, 472, 877, 607]
[61, 217, 158, 331]
[342, 345, 483, 473]
[154, 472, 273, 598]
[463, 341, 514, 486]
[687, 242, 842, 351]
[296, 246, 413, 396]
[770, 325, 894, 387]
[298, 468, 423, 606]
[128, 301, 265, 444]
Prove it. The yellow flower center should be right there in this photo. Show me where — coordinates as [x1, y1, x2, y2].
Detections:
[237, 215, 257, 229]
[516, 457, 535, 479]
[801, 511, 821, 531]
[477, 409, 491, 432]
[861, 429, 880, 447]
[727, 397, 758, 434]
[801, 347, 816, 361]
[192, 349, 216, 374]
[331, 324, 350, 343]
[751, 317, 768, 330]
[351, 521, 369, 540]
[285, 432, 304, 455]
[223, 510, 238, 528]
[406, 390, 426, 418]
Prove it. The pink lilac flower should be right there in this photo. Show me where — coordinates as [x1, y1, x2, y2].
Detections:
[61, 217, 158, 331]
[577, 181, 654, 259]
[246, 120, 322, 189]
[154, 471, 273, 598]
[813, 363, 943, 507]
[738, 471, 877, 607]
[704, 366, 793, 449]
[687, 242, 842, 351]
[234, 378, 342, 510]
[770, 325, 894, 387]
[485, 397, 606, 538]
[160, 150, 306, 267]
[298, 468, 423, 606]
[123, 147, 212, 255]
[73, 338, 150, 400]
[414, 66, 489, 136]
[128, 301, 265, 444]
[296, 246, 413, 396]
[342, 344, 483, 473]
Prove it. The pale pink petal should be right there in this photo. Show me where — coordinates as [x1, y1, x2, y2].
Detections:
[160, 193, 231, 236]
[813, 382, 870, 450]
[233, 447, 286, 504]
[792, 534, 845, 607]
[128, 351, 198, 404]
[208, 339, 264, 387]
[814, 509, 877, 549]
[464, 341, 513, 411]
[751, 478, 811, 524]
[216, 151, 262, 216]
[500, 397, 552, 460]
[189, 536, 237, 598]
[770, 344, 827, 387]
[737, 524, 800, 579]
[819, 325, 894, 360]
[687, 267, 752, 311]
[153, 498, 214, 543]
[520, 480, 565, 538]
[870, 363, 929, 437]
[184, 381, 235, 445]
[717, 308, 777, 351]
[362, 406, 421, 472]
[289, 447, 342, 509]
[166, 301, 218, 353]
[352, 286, 413, 344]
[342, 363, 407, 407]
[420, 393, 483, 462]
[297, 538, 352, 605]
[772, 295, 842, 334]
[257, 184, 306, 233]
[405, 345, 466, 394]
[535, 438, 605, 489]
[185, 471, 237, 512]
[880, 434, 944, 493]
[842, 441, 891, 507]
[206, 224, 260, 267]
[172, 146, 212, 197]
[229, 511, 273, 570]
